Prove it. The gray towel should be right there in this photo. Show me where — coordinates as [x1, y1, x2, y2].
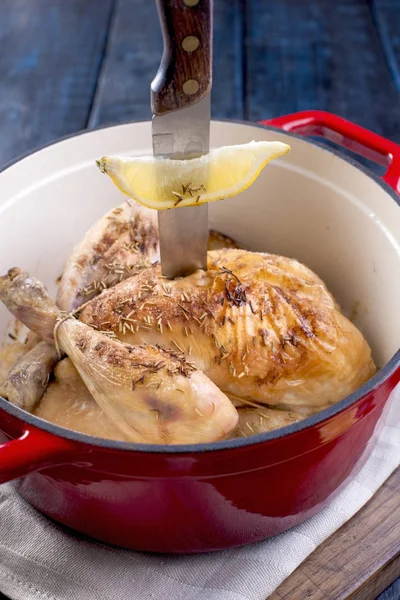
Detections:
[1, 388, 399, 600]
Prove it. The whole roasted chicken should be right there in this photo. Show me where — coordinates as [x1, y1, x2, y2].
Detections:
[0, 202, 376, 445]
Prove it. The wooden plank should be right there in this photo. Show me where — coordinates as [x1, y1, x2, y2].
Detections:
[211, 0, 244, 119]
[371, 1, 400, 93]
[88, 0, 161, 127]
[245, 0, 400, 143]
[0, 0, 114, 167]
[271, 467, 400, 600]
[88, 0, 244, 127]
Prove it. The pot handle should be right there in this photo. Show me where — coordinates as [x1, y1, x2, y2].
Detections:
[0, 422, 77, 484]
[261, 110, 400, 193]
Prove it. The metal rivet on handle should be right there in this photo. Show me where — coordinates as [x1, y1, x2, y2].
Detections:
[182, 36, 200, 52]
[183, 0, 200, 6]
[183, 79, 200, 95]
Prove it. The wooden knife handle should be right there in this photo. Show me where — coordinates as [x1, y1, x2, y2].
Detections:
[151, 0, 213, 115]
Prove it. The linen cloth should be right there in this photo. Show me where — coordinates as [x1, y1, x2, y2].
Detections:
[1, 387, 399, 600]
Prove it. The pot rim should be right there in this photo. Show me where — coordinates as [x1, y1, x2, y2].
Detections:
[0, 117, 399, 454]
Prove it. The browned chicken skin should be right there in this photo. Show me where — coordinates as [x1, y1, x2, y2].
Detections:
[0, 268, 238, 444]
[233, 406, 303, 438]
[57, 201, 238, 312]
[0, 219, 375, 442]
[79, 248, 376, 410]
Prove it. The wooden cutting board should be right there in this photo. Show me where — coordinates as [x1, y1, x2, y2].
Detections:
[271, 467, 400, 600]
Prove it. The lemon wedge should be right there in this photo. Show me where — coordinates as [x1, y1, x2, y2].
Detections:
[96, 140, 290, 210]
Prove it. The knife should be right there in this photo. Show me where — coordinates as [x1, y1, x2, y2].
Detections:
[151, 0, 213, 279]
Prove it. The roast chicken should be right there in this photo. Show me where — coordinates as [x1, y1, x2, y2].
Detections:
[0, 200, 376, 444]
[78, 248, 375, 410]
[57, 201, 238, 311]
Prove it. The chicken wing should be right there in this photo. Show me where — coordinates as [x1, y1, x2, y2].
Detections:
[0, 341, 58, 411]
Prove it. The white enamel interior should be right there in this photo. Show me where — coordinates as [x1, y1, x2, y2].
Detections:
[0, 120, 399, 368]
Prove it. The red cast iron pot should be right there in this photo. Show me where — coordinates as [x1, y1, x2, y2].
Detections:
[0, 111, 399, 553]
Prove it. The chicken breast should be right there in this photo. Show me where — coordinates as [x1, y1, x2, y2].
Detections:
[57, 201, 239, 312]
[56, 202, 159, 311]
[79, 248, 376, 410]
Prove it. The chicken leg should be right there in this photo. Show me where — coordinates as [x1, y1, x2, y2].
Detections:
[0, 268, 238, 444]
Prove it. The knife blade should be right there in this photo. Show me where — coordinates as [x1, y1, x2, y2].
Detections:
[151, 0, 213, 279]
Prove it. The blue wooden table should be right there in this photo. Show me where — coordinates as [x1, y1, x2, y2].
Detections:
[0, 1, 399, 599]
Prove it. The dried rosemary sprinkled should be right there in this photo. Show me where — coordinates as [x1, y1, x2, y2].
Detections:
[178, 304, 190, 319]
[212, 334, 221, 349]
[171, 339, 185, 353]
[232, 397, 265, 410]
[99, 330, 118, 339]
